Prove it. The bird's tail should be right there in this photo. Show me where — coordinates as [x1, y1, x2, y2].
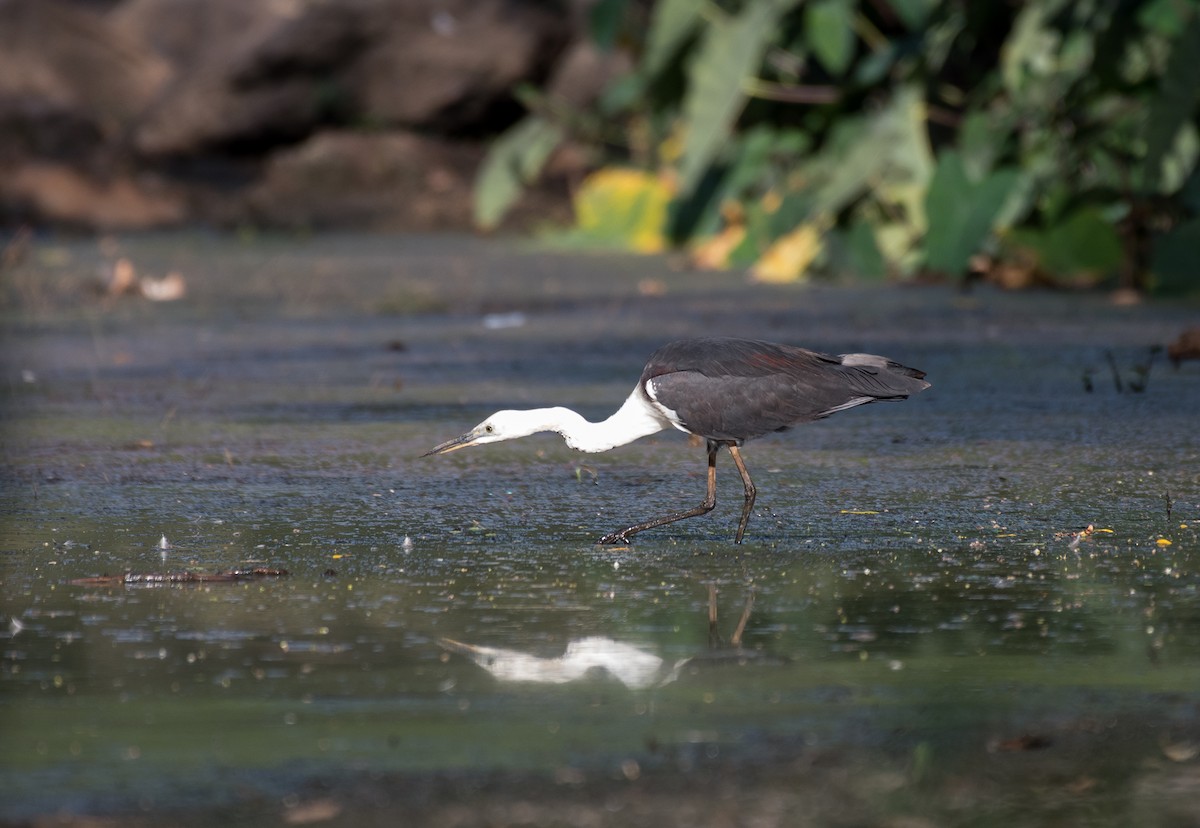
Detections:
[838, 353, 931, 398]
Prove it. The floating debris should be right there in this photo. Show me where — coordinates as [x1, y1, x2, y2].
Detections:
[482, 311, 527, 330]
[69, 568, 289, 587]
[1167, 327, 1200, 368]
[1060, 524, 1113, 548]
[140, 271, 187, 302]
[637, 278, 667, 296]
[989, 733, 1053, 753]
[105, 257, 138, 295]
[0, 225, 32, 269]
[96, 257, 187, 301]
[1161, 738, 1200, 763]
[1067, 525, 1094, 549]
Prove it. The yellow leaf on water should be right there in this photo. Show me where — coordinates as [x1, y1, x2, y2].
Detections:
[691, 223, 746, 270]
[840, 510, 880, 515]
[572, 168, 673, 253]
[1156, 538, 1172, 546]
[751, 223, 823, 283]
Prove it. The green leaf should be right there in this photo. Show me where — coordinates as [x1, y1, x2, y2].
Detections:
[1008, 207, 1124, 280]
[958, 111, 1002, 181]
[678, 1, 793, 196]
[922, 7, 967, 73]
[597, 73, 645, 115]
[671, 125, 793, 241]
[589, 0, 627, 51]
[811, 85, 933, 223]
[1142, 11, 1200, 193]
[1180, 165, 1200, 213]
[473, 116, 564, 230]
[1158, 123, 1200, 195]
[1137, 0, 1193, 36]
[805, 0, 856, 76]
[769, 190, 822, 238]
[728, 200, 779, 266]
[924, 151, 1020, 275]
[843, 219, 888, 280]
[641, 0, 703, 79]
[888, 0, 936, 30]
[853, 42, 897, 85]
[1150, 217, 1200, 293]
[1041, 208, 1124, 275]
[1001, 0, 1073, 96]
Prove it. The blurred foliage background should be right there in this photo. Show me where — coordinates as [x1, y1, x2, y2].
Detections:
[477, 0, 1200, 294]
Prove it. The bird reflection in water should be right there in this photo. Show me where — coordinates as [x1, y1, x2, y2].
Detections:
[439, 636, 683, 689]
[440, 585, 776, 688]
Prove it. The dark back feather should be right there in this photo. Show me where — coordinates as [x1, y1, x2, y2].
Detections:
[641, 338, 929, 442]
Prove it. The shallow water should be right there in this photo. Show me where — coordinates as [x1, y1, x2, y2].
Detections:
[1, 234, 1199, 825]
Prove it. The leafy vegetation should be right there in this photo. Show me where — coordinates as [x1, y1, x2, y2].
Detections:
[476, 0, 1200, 292]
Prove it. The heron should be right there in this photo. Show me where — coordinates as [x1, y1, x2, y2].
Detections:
[423, 337, 929, 544]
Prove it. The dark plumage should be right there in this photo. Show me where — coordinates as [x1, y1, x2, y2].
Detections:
[641, 338, 929, 443]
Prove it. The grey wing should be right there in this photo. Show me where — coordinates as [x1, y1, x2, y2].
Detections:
[648, 369, 875, 442]
[642, 338, 930, 442]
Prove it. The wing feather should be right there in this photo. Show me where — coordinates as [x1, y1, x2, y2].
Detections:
[640, 338, 928, 442]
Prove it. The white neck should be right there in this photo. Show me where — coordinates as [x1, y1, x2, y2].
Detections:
[534, 388, 669, 453]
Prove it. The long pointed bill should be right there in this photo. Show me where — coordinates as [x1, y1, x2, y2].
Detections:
[421, 431, 480, 456]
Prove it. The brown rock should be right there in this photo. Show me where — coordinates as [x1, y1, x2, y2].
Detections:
[129, 0, 571, 155]
[4, 163, 186, 229]
[108, 0, 288, 70]
[128, 0, 361, 156]
[0, 0, 581, 230]
[345, 0, 571, 132]
[0, 0, 171, 134]
[239, 130, 480, 230]
[0, 0, 181, 228]
[544, 39, 633, 110]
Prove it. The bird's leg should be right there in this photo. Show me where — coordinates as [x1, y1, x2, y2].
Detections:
[596, 442, 719, 544]
[726, 445, 756, 544]
[707, 584, 720, 647]
[729, 589, 755, 648]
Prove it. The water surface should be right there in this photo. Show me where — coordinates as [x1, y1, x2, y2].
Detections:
[2, 234, 1199, 826]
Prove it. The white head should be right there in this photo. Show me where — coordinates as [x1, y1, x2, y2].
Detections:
[422, 409, 568, 456]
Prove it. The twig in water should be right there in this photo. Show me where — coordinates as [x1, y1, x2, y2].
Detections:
[1104, 350, 1124, 393]
[1128, 346, 1161, 393]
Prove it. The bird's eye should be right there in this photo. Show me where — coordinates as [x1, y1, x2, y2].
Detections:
[484, 424, 494, 433]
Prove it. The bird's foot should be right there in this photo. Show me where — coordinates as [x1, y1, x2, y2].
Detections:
[597, 530, 632, 545]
